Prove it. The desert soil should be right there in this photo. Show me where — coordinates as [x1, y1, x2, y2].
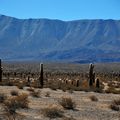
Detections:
[0, 86, 120, 120]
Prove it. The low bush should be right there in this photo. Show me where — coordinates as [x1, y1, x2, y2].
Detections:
[105, 87, 120, 94]
[45, 92, 50, 97]
[110, 98, 120, 111]
[10, 90, 19, 96]
[89, 95, 98, 101]
[42, 105, 63, 119]
[0, 93, 6, 103]
[59, 97, 76, 110]
[30, 90, 40, 98]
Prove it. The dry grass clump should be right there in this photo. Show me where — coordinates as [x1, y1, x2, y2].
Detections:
[14, 93, 29, 108]
[89, 95, 98, 101]
[17, 84, 24, 89]
[0, 93, 7, 103]
[0, 80, 13, 86]
[30, 90, 40, 98]
[10, 90, 19, 96]
[110, 104, 119, 111]
[3, 98, 19, 116]
[41, 104, 63, 119]
[68, 89, 74, 94]
[82, 80, 89, 88]
[45, 92, 50, 97]
[26, 87, 35, 92]
[59, 97, 76, 110]
[4, 93, 29, 109]
[105, 87, 120, 94]
[113, 99, 120, 105]
[110, 98, 120, 111]
[1, 93, 28, 120]
[3, 99, 25, 120]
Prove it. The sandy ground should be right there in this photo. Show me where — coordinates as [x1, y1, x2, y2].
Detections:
[0, 86, 120, 120]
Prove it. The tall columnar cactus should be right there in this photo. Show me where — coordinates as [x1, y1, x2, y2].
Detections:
[93, 72, 95, 83]
[76, 80, 79, 87]
[96, 78, 100, 88]
[39, 63, 44, 88]
[0, 59, 2, 82]
[27, 76, 30, 86]
[89, 63, 94, 87]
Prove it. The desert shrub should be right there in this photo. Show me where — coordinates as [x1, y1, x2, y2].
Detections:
[62, 88, 67, 92]
[110, 104, 119, 111]
[10, 90, 19, 96]
[3, 98, 18, 115]
[45, 92, 50, 97]
[59, 97, 76, 110]
[4, 93, 29, 110]
[46, 80, 63, 90]
[42, 105, 63, 119]
[110, 98, 120, 111]
[89, 95, 98, 101]
[31, 90, 40, 98]
[3, 97, 26, 120]
[82, 80, 89, 88]
[49, 85, 57, 91]
[113, 99, 120, 105]
[68, 89, 74, 94]
[0, 93, 6, 103]
[15, 93, 29, 108]
[17, 84, 24, 89]
[26, 87, 34, 92]
[0, 80, 13, 86]
[94, 88, 103, 93]
[105, 87, 120, 94]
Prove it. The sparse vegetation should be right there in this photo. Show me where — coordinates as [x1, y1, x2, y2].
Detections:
[110, 98, 120, 111]
[89, 95, 98, 101]
[105, 87, 120, 94]
[59, 97, 76, 110]
[26, 87, 35, 92]
[30, 90, 40, 98]
[0, 93, 6, 103]
[110, 104, 119, 111]
[2, 95, 27, 120]
[68, 89, 74, 94]
[4, 93, 29, 109]
[17, 84, 24, 89]
[10, 90, 19, 96]
[41, 105, 63, 119]
[45, 91, 50, 97]
[0, 61, 119, 119]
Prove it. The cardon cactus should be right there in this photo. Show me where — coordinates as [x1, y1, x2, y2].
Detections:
[96, 78, 100, 88]
[0, 59, 2, 82]
[27, 76, 30, 86]
[93, 72, 95, 83]
[39, 63, 44, 88]
[89, 63, 94, 87]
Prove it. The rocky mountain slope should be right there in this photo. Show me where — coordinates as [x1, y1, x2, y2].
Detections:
[0, 15, 120, 62]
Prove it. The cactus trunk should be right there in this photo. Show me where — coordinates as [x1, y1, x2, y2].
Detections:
[39, 63, 44, 88]
[89, 63, 94, 87]
[96, 78, 100, 88]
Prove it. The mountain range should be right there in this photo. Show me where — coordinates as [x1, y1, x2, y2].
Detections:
[0, 15, 120, 63]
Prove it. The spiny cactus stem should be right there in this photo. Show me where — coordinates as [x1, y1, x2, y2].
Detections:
[39, 63, 43, 88]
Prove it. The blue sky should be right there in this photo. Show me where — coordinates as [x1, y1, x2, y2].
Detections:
[0, 0, 120, 20]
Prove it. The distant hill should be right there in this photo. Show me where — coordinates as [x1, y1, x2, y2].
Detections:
[0, 15, 120, 63]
